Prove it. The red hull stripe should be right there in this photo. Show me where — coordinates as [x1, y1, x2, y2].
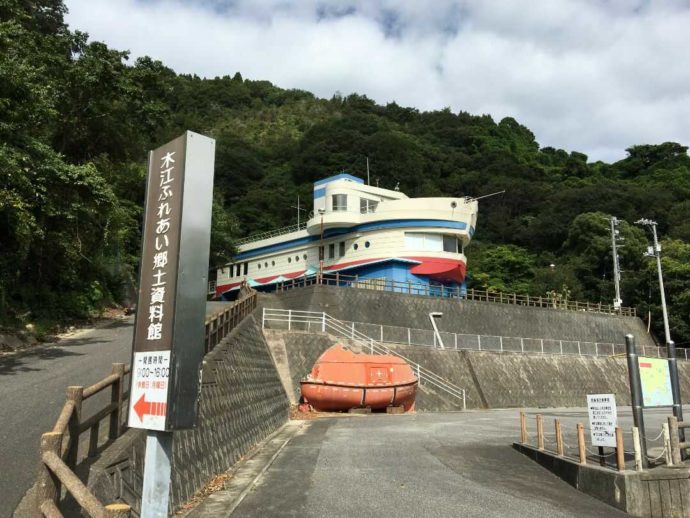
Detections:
[215, 256, 466, 295]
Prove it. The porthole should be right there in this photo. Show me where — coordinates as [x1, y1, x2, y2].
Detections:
[265, 262, 268, 268]
[365, 241, 370, 248]
[271, 260, 275, 266]
[353, 243, 359, 250]
[257, 263, 261, 270]
[295, 255, 300, 262]
[303, 253, 307, 260]
[288, 257, 292, 263]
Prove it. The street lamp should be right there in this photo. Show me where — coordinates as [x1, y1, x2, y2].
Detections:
[635, 218, 671, 345]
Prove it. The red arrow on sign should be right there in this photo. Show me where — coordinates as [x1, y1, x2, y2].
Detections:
[133, 394, 167, 421]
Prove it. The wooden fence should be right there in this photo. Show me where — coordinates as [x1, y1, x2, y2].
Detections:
[275, 272, 637, 317]
[35, 291, 257, 517]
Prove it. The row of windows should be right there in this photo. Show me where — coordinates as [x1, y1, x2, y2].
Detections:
[226, 233, 461, 278]
[330, 194, 379, 213]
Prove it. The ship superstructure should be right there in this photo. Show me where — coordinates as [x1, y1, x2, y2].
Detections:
[214, 173, 478, 299]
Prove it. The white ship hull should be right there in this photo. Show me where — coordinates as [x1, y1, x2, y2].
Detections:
[215, 173, 478, 298]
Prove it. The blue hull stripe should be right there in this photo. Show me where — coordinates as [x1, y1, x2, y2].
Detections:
[234, 219, 468, 261]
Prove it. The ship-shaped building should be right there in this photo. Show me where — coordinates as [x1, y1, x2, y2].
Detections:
[214, 173, 478, 299]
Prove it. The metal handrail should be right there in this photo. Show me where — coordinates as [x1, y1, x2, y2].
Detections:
[263, 309, 670, 360]
[236, 222, 308, 246]
[262, 308, 467, 407]
[275, 273, 637, 317]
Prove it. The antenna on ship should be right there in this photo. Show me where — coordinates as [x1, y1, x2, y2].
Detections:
[290, 195, 307, 226]
[366, 156, 370, 185]
[467, 190, 506, 202]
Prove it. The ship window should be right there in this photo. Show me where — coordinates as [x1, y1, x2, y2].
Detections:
[360, 198, 379, 214]
[236, 264, 241, 276]
[265, 262, 268, 268]
[443, 235, 458, 253]
[332, 194, 347, 211]
[271, 260, 275, 266]
[405, 232, 442, 252]
[328, 243, 335, 259]
[365, 241, 370, 248]
[258, 263, 261, 270]
[295, 255, 300, 262]
[303, 253, 307, 260]
[339, 241, 345, 256]
[288, 257, 292, 263]
[354, 243, 359, 250]
[243, 262, 248, 275]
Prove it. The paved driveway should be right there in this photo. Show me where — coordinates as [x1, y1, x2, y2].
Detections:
[231, 411, 631, 517]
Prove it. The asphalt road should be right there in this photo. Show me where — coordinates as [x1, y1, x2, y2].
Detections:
[226, 406, 690, 518]
[1, 303, 230, 517]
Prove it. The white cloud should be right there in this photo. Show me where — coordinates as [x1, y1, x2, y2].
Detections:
[64, 0, 690, 162]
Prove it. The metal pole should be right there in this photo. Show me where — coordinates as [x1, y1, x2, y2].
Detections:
[668, 340, 685, 452]
[651, 223, 672, 345]
[610, 217, 623, 311]
[141, 431, 173, 517]
[625, 334, 649, 468]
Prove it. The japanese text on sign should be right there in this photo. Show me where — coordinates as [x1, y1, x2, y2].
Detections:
[587, 393, 617, 448]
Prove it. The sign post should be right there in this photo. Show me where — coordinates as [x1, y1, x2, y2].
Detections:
[128, 131, 215, 516]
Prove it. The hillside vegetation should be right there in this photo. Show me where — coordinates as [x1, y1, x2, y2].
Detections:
[2, 1, 689, 344]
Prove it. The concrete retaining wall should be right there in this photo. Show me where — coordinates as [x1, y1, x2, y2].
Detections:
[87, 313, 289, 513]
[262, 286, 654, 346]
[514, 442, 690, 517]
[264, 329, 690, 411]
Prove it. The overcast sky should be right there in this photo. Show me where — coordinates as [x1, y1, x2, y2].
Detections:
[64, 0, 690, 163]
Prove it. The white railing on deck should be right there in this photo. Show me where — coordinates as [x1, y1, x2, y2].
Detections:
[262, 308, 467, 409]
[237, 221, 308, 246]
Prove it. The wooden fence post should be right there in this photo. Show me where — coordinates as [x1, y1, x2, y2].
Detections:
[668, 416, 681, 465]
[520, 412, 527, 444]
[577, 423, 587, 464]
[615, 427, 624, 471]
[36, 432, 63, 513]
[109, 363, 126, 440]
[536, 415, 544, 450]
[105, 503, 132, 517]
[555, 419, 564, 456]
[65, 386, 83, 469]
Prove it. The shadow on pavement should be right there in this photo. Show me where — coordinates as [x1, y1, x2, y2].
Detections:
[0, 347, 82, 376]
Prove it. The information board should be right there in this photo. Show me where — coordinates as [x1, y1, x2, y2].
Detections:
[639, 357, 674, 407]
[587, 393, 617, 447]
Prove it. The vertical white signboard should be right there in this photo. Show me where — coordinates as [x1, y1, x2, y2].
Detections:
[587, 393, 617, 447]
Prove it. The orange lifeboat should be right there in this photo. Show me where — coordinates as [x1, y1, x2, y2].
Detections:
[300, 344, 418, 412]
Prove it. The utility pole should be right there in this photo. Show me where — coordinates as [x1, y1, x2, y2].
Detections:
[636, 219, 671, 345]
[636, 218, 683, 448]
[610, 217, 623, 311]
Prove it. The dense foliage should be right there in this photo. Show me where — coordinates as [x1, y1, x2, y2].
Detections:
[2, 1, 689, 345]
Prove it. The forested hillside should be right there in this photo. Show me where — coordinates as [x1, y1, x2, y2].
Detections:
[2, 1, 689, 344]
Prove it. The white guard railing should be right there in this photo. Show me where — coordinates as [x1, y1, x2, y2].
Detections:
[263, 309, 672, 361]
[262, 308, 467, 409]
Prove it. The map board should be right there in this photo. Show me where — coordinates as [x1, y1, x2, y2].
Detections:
[639, 357, 674, 407]
[587, 394, 617, 447]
